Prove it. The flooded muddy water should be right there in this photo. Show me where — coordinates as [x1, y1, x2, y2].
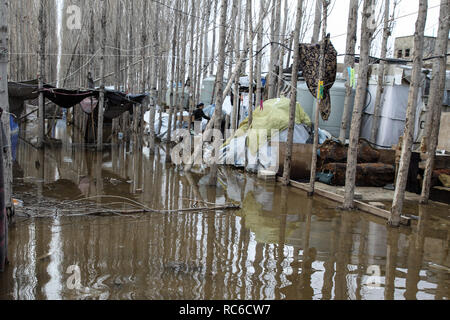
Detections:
[0, 121, 449, 300]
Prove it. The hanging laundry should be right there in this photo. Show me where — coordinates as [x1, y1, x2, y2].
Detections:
[298, 37, 337, 121]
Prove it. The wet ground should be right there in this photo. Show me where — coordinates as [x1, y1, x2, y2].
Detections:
[0, 121, 449, 300]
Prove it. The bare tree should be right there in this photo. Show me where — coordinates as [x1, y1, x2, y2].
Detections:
[0, 0, 12, 212]
[282, 0, 304, 185]
[370, 0, 391, 144]
[97, 0, 107, 151]
[343, 0, 376, 209]
[420, 0, 449, 203]
[208, 0, 228, 186]
[390, 0, 428, 226]
[338, 0, 359, 143]
[311, 0, 322, 43]
[37, 0, 47, 148]
[308, 0, 329, 193]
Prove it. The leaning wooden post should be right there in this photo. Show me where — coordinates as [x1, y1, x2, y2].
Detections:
[37, 0, 47, 149]
[97, 0, 107, 151]
[343, 0, 375, 209]
[307, 0, 329, 194]
[420, 0, 449, 204]
[0, 0, 12, 213]
[338, 0, 359, 143]
[281, 0, 304, 186]
[370, 0, 391, 144]
[389, 0, 427, 226]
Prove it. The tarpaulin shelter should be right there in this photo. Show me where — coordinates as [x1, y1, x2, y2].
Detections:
[42, 85, 96, 109]
[88, 91, 148, 122]
[8, 80, 39, 118]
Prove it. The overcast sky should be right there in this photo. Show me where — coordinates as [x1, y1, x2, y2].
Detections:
[324, 0, 442, 61]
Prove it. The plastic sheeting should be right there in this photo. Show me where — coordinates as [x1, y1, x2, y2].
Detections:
[144, 110, 190, 141]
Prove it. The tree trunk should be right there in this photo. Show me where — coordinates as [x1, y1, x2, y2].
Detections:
[277, 0, 289, 97]
[38, 0, 47, 148]
[390, 0, 427, 225]
[268, 0, 281, 99]
[254, 0, 265, 122]
[203, 0, 212, 79]
[247, 0, 254, 127]
[148, 1, 160, 152]
[311, 0, 322, 43]
[420, 0, 449, 204]
[307, 0, 329, 193]
[187, 0, 196, 133]
[208, 0, 228, 186]
[338, 0, 359, 143]
[370, 0, 391, 144]
[231, 0, 243, 131]
[0, 0, 12, 211]
[343, 0, 375, 209]
[97, 0, 107, 151]
[167, 0, 179, 144]
[209, 0, 218, 76]
[282, 0, 304, 185]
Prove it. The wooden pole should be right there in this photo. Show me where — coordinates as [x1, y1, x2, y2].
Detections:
[420, 0, 449, 204]
[0, 0, 12, 213]
[307, 0, 329, 193]
[282, 0, 304, 186]
[389, 0, 427, 226]
[37, 0, 47, 148]
[97, 0, 107, 151]
[370, 0, 391, 144]
[338, 0, 359, 143]
[343, 0, 375, 209]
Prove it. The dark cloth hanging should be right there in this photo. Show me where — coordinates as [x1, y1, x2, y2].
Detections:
[42, 85, 96, 109]
[298, 38, 337, 121]
[8, 80, 39, 118]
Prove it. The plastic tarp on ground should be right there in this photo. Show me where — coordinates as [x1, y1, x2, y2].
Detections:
[221, 97, 313, 171]
[144, 110, 190, 141]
